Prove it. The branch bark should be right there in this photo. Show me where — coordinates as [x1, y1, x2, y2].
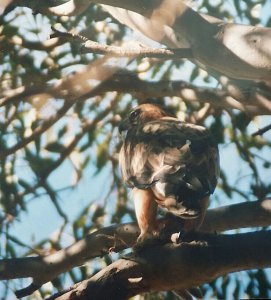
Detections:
[101, 0, 271, 81]
[1, 199, 271, 297]
[48, 26, 271, 114]
[10, 1, 271, 83]
[1, 69, 268, 121]
[50, 27, 193, 59]
[50, 231, 271, 300]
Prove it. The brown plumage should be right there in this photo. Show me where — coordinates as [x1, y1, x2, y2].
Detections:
[119, 103, 219, 242]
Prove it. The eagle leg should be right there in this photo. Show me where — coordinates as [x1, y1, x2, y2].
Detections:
[132, 188, 158, 243]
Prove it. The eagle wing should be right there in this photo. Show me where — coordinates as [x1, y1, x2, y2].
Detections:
[119, 118, 219, 215]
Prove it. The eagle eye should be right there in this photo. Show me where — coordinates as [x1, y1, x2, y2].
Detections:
[129, 109, 140, 122]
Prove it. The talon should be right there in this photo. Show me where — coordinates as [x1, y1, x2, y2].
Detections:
[171, 230, 188, 244]
[171, 232, 181, 244]
[137, 232, 155, 244]
[133, 231, 161, 250]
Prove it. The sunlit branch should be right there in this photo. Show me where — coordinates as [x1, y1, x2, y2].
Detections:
[50, 27, 193, 59]
[0, 85, 46, 107]
[218, 77, 271, 114]
[103, 75, 266, 115]
[3, 35, 62, 52]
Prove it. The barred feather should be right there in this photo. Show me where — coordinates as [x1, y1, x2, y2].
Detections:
[119, 104, 219, 238]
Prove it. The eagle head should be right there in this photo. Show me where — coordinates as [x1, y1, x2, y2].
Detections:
[119, 103, 171, 133]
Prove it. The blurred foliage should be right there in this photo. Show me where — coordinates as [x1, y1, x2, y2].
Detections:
[0, 0, 270, 299]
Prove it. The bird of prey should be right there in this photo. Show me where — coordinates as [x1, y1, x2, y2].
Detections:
[119, 103, 219, 242]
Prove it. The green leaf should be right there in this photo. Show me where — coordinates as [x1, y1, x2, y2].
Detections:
[234, 113, 251, 132]
[190, 67, 199, 82]
[18, 179, 32, 190]
[209, 117, 225, 144]
[45, 141, 66, 153]
[2, 25, 18, 36]
[96, 145, 108, 172]
[58, 125, 68, 139]
[81, 155, 91, 170]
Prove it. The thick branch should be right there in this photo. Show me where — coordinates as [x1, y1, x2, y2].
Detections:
[1, 70, 267, 117]
[1, 199, 271, 295]
[201, 198, 271, 233]
[52, 231, 271, 300]
[101, 1, 271, 81]
[12, 1, 271, 81]
[103, 75, 266, 115]
[49, 28, 271, 115]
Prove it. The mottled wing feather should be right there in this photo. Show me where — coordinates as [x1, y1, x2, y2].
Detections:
[119, 118, 219, 198]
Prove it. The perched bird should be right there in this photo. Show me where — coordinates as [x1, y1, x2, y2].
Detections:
[119, 103, 219, 242]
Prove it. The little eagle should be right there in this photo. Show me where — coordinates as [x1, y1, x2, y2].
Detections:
[119, 103, 219, 242]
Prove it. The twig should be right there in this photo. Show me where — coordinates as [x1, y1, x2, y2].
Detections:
[41, 181, 68, 223]
[50, 26, 88, 42]
[0, 101, 73, 159]
[50, 27, 193, 59]
[251, 123, 271, 136]
[15, 284, 41, 299]
[11, 97, 118, 206]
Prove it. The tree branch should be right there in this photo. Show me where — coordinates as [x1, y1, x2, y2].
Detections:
[1, 199, 271, 297]
[252, 123, 271, 136]
[51, 231, 271, 300]
[103, 75, 266, 115]
[50, 27, 193, 59]
[101, 1, 271, 81]
[218, 77, 271, 114]
[49, 26, 271, 115]
[12, 1, 271, 82]
[0, 101, 73, 158]
[1, 69, 267, 118]
[201, 198, 271, 233]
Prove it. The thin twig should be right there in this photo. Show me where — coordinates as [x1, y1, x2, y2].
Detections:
[50, 26, 88, 42]
[0, 101, 73, 158]
[12, 98, 117, 205]
[251, 123, 271, 136]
